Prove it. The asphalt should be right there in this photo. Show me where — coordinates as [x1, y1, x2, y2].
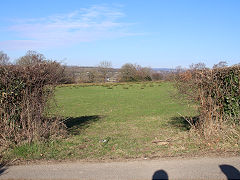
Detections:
[0, 156, 240, 180]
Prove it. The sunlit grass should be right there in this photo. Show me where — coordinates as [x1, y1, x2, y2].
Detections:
[6, 81, 226, 162]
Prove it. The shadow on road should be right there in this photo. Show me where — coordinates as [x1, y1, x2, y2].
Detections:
[151, 164, 240, 180]
[152, 170, 168, 180]
[0, 163, 7, 176]
[64, 115, 102, 135]
[219, 164, 240, 180]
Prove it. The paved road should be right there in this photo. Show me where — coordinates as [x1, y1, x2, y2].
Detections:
[0, 157, 240, 180]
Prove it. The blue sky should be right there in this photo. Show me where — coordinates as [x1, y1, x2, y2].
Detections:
[0, 0, 240, 68]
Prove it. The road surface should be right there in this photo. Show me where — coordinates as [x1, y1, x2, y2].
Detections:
[0, 156, 240, 179]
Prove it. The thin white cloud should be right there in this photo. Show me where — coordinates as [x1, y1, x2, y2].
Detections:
[0, 5, 137, 50]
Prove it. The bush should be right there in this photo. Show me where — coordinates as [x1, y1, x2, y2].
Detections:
[0, 62, 66, 147]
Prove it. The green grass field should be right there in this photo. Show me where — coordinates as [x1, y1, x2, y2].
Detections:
[5, 82, 223, 162]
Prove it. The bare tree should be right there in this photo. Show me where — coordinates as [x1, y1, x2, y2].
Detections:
[0, 51, 10, 65]
[97, 61, 112, 82]
[213, 61, 228, 69]
[175, 66, 186, 73]
[189, 62, 207, 70]
[119, 63, 138, 82]
[16, 50, 45, 65]
[151, 72, 163, 81]
[137, 67, 152, 81]
[119, 63, 152, 82]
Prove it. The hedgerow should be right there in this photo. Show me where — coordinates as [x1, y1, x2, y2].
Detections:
[176, 65, 240, 139]
[0, 62, 66, 148]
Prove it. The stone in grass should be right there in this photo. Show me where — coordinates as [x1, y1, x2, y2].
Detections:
[152, 140, 170, 146]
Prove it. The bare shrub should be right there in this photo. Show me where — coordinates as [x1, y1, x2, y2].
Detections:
[0, 62, 66, 148]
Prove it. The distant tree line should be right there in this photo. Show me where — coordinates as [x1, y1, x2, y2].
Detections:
[0, 50, 167, 84]
[63, 61, 164, 83]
